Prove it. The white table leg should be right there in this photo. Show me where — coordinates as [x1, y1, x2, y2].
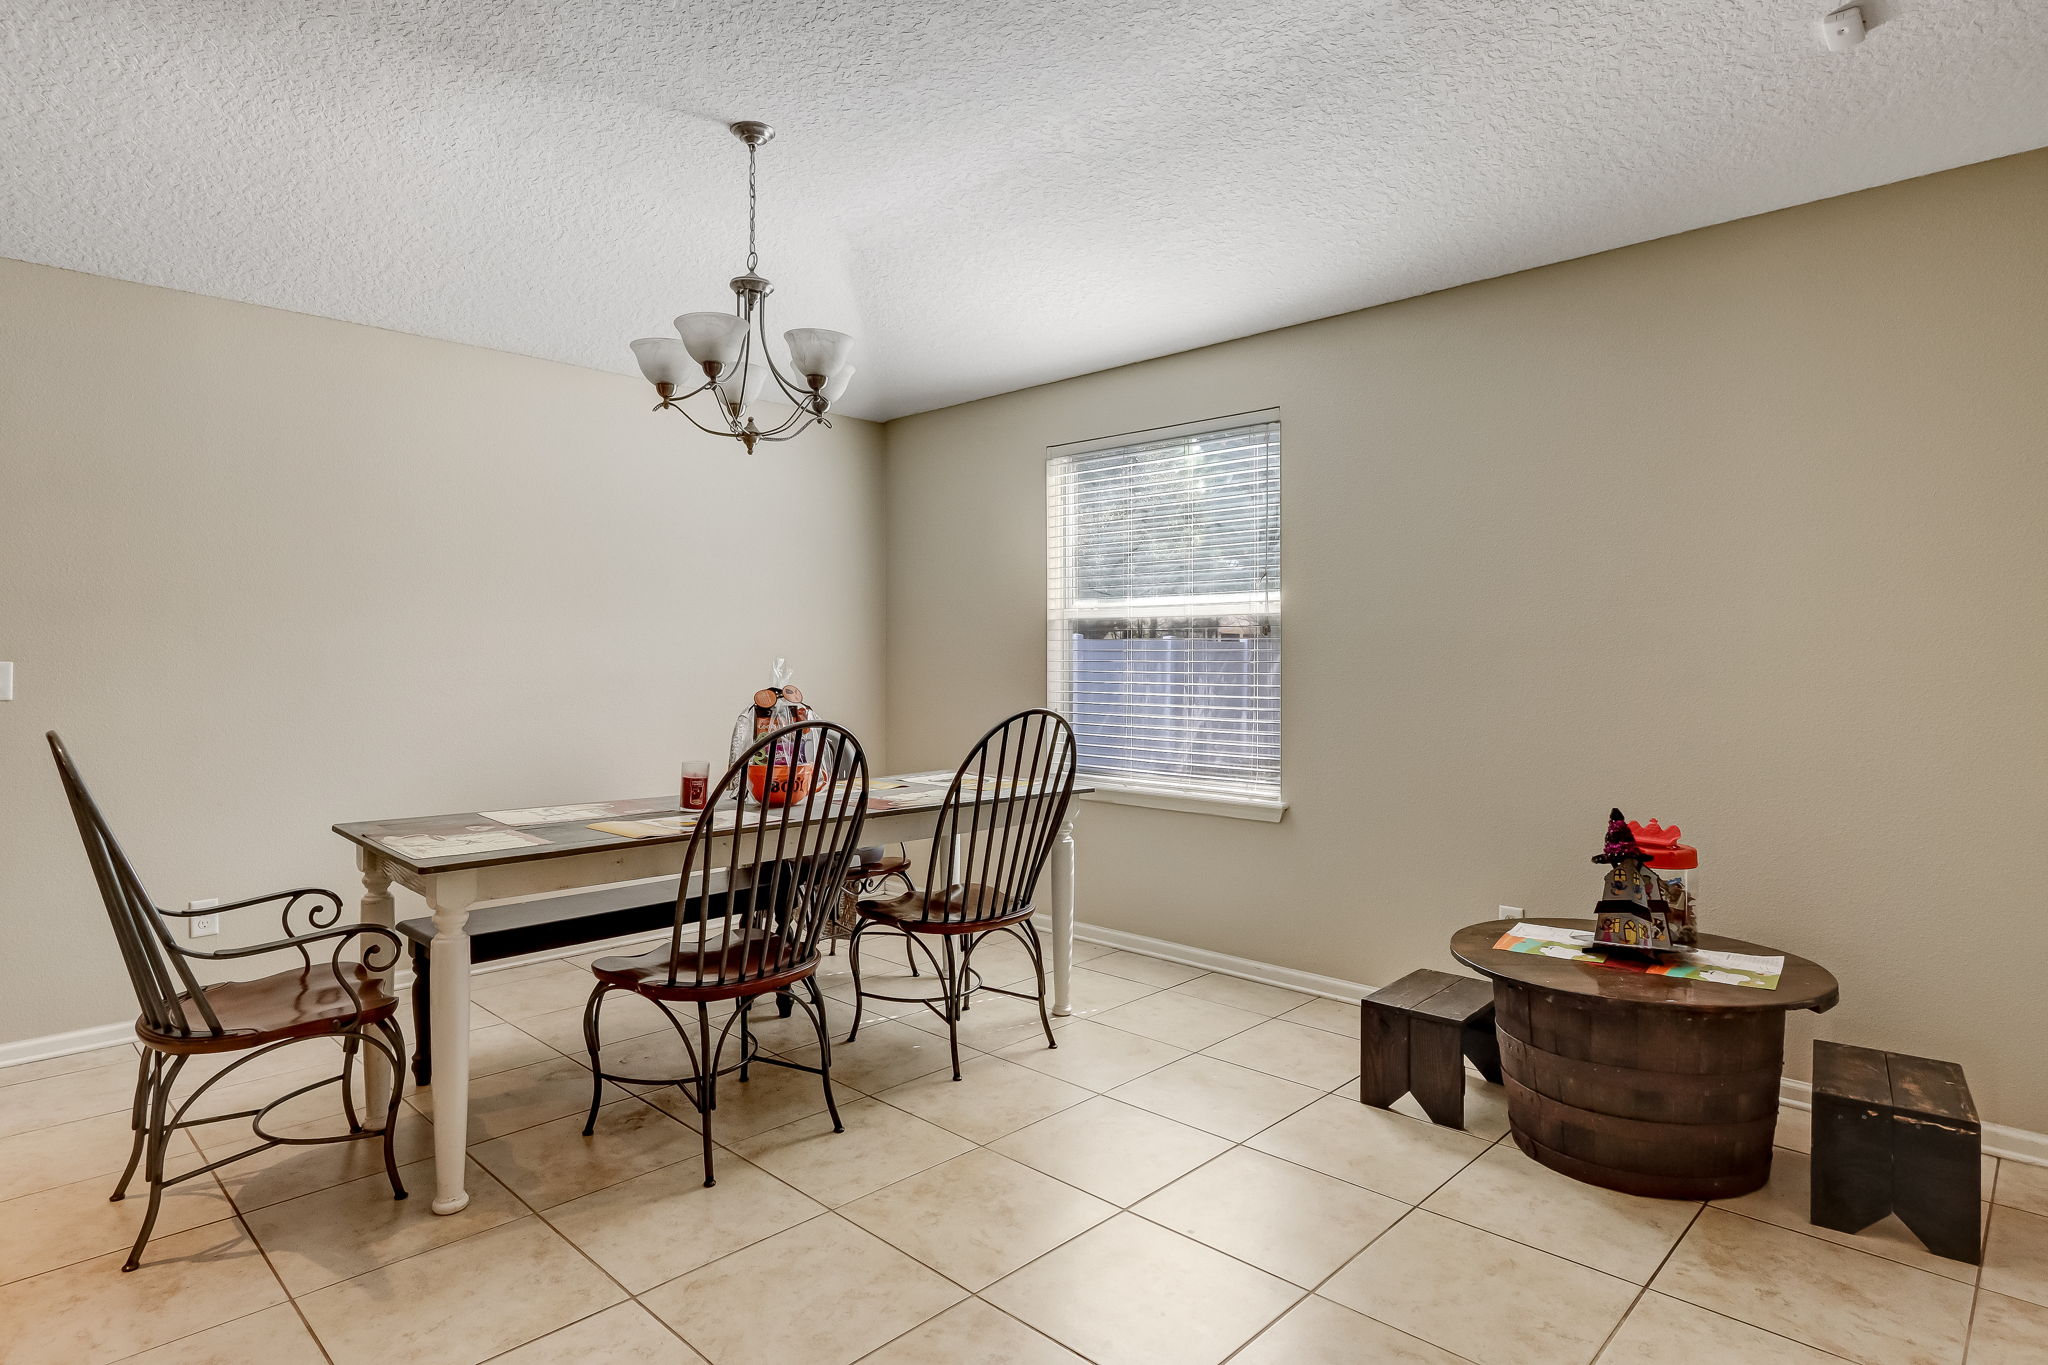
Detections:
[1049, 816, 1076, 1015]
[356, 850, 397, 1117]
[424, 871, 477, 1215]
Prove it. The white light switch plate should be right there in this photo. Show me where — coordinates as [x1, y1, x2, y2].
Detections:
[1499, 905, 1522, 919]
[0, 662, 12, 701]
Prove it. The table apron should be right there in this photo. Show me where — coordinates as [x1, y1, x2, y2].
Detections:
[384, 806, 949, 906]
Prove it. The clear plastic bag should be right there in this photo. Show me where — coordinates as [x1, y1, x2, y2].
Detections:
[727, 658, 819, 806]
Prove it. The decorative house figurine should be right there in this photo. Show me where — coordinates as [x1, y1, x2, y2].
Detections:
[1628, 818, 1699, 947]
[1589, 810, 1671, 949]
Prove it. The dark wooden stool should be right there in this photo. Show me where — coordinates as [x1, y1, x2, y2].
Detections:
[1811, 1040, 1980, 1264]
[1360, 969, 1502, 1129]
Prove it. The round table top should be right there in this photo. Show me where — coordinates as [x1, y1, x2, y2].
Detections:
[1450, 917, 1839, 1014]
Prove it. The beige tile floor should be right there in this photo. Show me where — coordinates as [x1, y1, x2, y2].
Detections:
[2, 939, 2044, 1365]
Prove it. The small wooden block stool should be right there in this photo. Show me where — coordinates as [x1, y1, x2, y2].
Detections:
[1811, 1040, 1981, 1264]
[1360, 969, 1502, 1129]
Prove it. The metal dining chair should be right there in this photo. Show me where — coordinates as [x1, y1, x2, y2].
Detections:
[46, 733, 407, 1271]
[845, 709, 1079, 1080]
[579, 720, 869, 1185]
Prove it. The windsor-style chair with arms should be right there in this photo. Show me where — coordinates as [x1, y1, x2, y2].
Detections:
[845, 709, 1079, 1080]
[579, 720, 869, 1185]
[46, 732, 408, 1272]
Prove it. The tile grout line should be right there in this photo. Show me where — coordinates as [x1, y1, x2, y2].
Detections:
[1201, 1097, 1535, 1363]
[644, 962, 2002, 1365]
[588, 986, 1334, 1359]
[0, 1146, 248, 1290]
[310, 1019, 1958, 1365]
[17, 945, 2024, 1365]
[480, 1145, 693, 1363]
[467, 1302, 643, 1364]
[1585, 1202, 1706, 1364]
[1628, 1206, 1907, 1364]
[1707, 1197, 1987, 1287]
[231, 1183, 341, 1365]
[276, 1130, 652, 1364]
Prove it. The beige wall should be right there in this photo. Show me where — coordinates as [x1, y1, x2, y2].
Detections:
[0, 259, 886, 1045]
[882, 149, 2048, 1131]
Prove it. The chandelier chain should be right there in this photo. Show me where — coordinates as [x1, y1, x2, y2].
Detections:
[746, 142, 759, 273]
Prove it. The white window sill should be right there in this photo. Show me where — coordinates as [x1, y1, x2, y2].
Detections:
[1077, 785, 1287, 822]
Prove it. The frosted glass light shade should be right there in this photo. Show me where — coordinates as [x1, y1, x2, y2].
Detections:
[720, 361, 769, 414]
[783, 328, 853, 383]
[630, 337, 691, 386]
[821, 365, 856, 405]
[675, 312, 749, 369]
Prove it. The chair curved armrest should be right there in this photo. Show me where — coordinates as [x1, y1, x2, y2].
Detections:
[176, 920, 401, 966]
[158, 888, 347, 942]
[158, 886, 339, 916]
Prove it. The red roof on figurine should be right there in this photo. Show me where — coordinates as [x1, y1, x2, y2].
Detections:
[1627, 819, 1698, 870]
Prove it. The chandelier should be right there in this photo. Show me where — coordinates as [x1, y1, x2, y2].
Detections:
[630, 121, 854, 452]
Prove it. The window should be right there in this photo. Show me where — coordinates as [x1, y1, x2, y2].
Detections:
[1047, 411, 1282, 819]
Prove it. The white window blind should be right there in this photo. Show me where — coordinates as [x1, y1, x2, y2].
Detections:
[1047, 411, 1281, 811]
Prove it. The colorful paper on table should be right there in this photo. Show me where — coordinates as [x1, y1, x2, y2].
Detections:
[1492, 923, 1784, 990]
[377, 826, 549, 860]
[589, 809, 749, 839]
[1494, 922, 1605, 962]
[483, 798, 675, 825]
[1648, 948, 1785, 990]
[589, 814, 701, 839]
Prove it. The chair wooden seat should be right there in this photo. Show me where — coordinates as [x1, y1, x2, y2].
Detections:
[591, 936, 816, 1001]
[856, 884, 1032, 933]
[143, 963, 398, 1054]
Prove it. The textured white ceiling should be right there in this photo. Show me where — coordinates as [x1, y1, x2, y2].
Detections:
[5, 1, 2046, 420]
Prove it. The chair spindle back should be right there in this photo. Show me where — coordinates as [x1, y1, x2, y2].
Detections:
[665, 720, 869, 989]
[47, 732, 220, 1039]
[914, 709, 1078, 926]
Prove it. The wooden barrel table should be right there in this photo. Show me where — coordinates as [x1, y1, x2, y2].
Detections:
[1450, 918, 1838, 1200]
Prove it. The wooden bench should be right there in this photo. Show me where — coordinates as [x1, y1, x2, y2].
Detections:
[1811, 1040, 1980, 1264]
[398, 884, 683, 1085]
[1360, 968, 1502, 1129]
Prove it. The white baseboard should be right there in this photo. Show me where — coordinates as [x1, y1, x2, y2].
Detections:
[0, 1020, 137, 1071]
[1074, 921, 1380, 1003]
[1074, 920, 2048, 1170]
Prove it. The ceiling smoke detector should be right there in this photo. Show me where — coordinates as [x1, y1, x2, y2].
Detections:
[1819, 5, 1866, 52]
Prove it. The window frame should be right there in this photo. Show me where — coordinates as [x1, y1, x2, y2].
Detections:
[1045, 408, 1285, 822]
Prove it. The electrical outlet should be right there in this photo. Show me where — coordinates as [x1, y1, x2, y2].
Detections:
[188, 898, 220, 938]
[1499, 905, 1522, 920]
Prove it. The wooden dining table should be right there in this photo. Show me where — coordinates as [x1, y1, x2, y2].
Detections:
[336, 771, 1087, 1215]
